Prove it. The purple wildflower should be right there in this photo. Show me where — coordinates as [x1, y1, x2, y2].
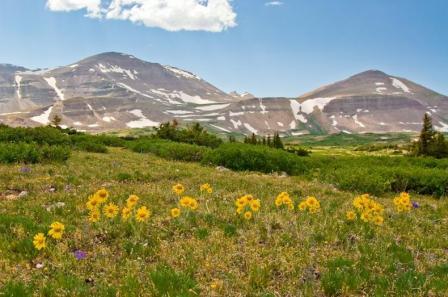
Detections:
[74, 250, 87, 260]
[19, 167, 31, 174]
[412, 201, 420, 209]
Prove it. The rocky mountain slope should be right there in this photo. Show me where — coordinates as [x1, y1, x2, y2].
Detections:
[1, 53, 447, 135]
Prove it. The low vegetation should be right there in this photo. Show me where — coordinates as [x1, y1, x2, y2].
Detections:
[0, 148, 447, 296]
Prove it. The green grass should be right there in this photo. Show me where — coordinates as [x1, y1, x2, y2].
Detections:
[1, 148, 448, 296]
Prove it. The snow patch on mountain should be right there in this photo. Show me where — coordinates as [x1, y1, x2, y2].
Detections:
[352, 115, 365, 128]
[390, 77, 411, 93]
[126, 109, 159, 128]
[244, 123, 258, 134]
[117, 83, 154, 99]
[230, 119, 242, 129]
[164, 66, 200, 80]
[31, 106, 53, 125]
[15, 75, 22, 99]
[195, 104, 230, 111]
[44, 77, 65, 101]
[98, 64, 137, 80]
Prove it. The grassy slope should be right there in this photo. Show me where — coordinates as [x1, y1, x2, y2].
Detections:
[1, 148, 448, 296]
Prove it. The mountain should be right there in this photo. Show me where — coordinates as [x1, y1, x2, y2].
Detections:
[0, 53, 447, 135]
[295, 70, 448, 134]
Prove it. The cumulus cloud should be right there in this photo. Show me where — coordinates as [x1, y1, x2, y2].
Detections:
[265, 1, 283, 6]
[46, 0, 237, 32]
[46, 0, 102, 17]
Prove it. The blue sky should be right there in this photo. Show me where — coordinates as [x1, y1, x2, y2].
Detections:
[0, 0, 447, 97]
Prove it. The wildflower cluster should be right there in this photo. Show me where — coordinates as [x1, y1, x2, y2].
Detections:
[33, 221, 65, 250]
[235, 194, 261, 220]
[350, 194, 384, 225]
[200, 183, 213, 194]
[179, 196, 199, 210]
[85, 189, 150, 223]
[275, 192, 294, 210]
[298, 196, 321, 213]
[393, 192, 412, 213]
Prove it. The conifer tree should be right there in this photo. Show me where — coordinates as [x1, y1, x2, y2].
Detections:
[418, 113, 435, 155]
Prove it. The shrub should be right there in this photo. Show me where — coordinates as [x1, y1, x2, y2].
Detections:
[202, 143, 308, 175]
[130, 139, 210, 162]
[0, 143, 70, 164]
[73, 141, 108, 153]
[154, 121, 223, 148]
[0, 125, 70, 145]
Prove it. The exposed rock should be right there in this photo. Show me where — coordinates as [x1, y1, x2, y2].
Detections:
[215, 166, 230, 172]
[45, 202, 65, 212]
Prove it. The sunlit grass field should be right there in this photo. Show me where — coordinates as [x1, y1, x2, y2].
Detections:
[1, 148, 448, 296]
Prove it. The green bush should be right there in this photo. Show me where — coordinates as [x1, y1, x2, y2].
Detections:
[154, 122, 223, 148]
[202, 143, 308, 175]
[0, 143, 70, 163]
[0, 125, 70, 145]
[72, 141, 108, 153]
[303, 156, 448, 197]
[130, 139, 210, 162]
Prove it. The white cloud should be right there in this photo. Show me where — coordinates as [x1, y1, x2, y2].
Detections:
[265, 1, 283, 6]
[46, 0, 102, 17]
[46, 0, 237, 32]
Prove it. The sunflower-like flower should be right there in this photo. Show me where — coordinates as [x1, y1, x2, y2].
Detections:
[136, 206, 151, 222]
[88, 208, 100, 223]
[126, 195, 139, 208]
[122, 207, 132, 221]
[33, 233, 46, 250]
[95, 188, 109, 203]
[171, 208, 181, 218]
[103, 203, 119, 219]
[244, 211, 252, 220]
[48, 221, 65, 240]
[172, 184, 185, 195]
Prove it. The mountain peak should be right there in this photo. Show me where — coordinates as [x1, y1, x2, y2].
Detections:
[349, 70, 388, 79]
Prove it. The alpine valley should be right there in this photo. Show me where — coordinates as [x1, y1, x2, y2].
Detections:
[1, 52, 447, 135]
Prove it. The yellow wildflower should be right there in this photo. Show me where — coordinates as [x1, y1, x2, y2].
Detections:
[244, 211, 252, 220]
[103, 203, 119, 218]
[122, 207, 132, 221]
[171, 208, 181, 218]
[89, 209, 100, 223]
[136, 206, 151, 222]
[33, 233, 46, 250]
[126, 195, 139, 208]
[172, 183, 185, 195]
[95, 188, 109, 203]
[373, 216, 384, 226]
[346, 211, 357, 221]
[86, 195, 101, 210]
[48, 221, 65, 240]
[200, 183, 213, 194]
[250, 199, 261, 212]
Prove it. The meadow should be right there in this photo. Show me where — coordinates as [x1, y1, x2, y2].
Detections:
[0, 127, 448, 296]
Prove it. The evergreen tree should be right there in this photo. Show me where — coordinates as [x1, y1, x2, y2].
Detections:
[418, 113, 435, 155]
[51, 115, 62, 127]
[250, 133, 258, 145]
[273, 132, 284, 149]
[267, 135, 272, 147]
[228, 135, 237, 143]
